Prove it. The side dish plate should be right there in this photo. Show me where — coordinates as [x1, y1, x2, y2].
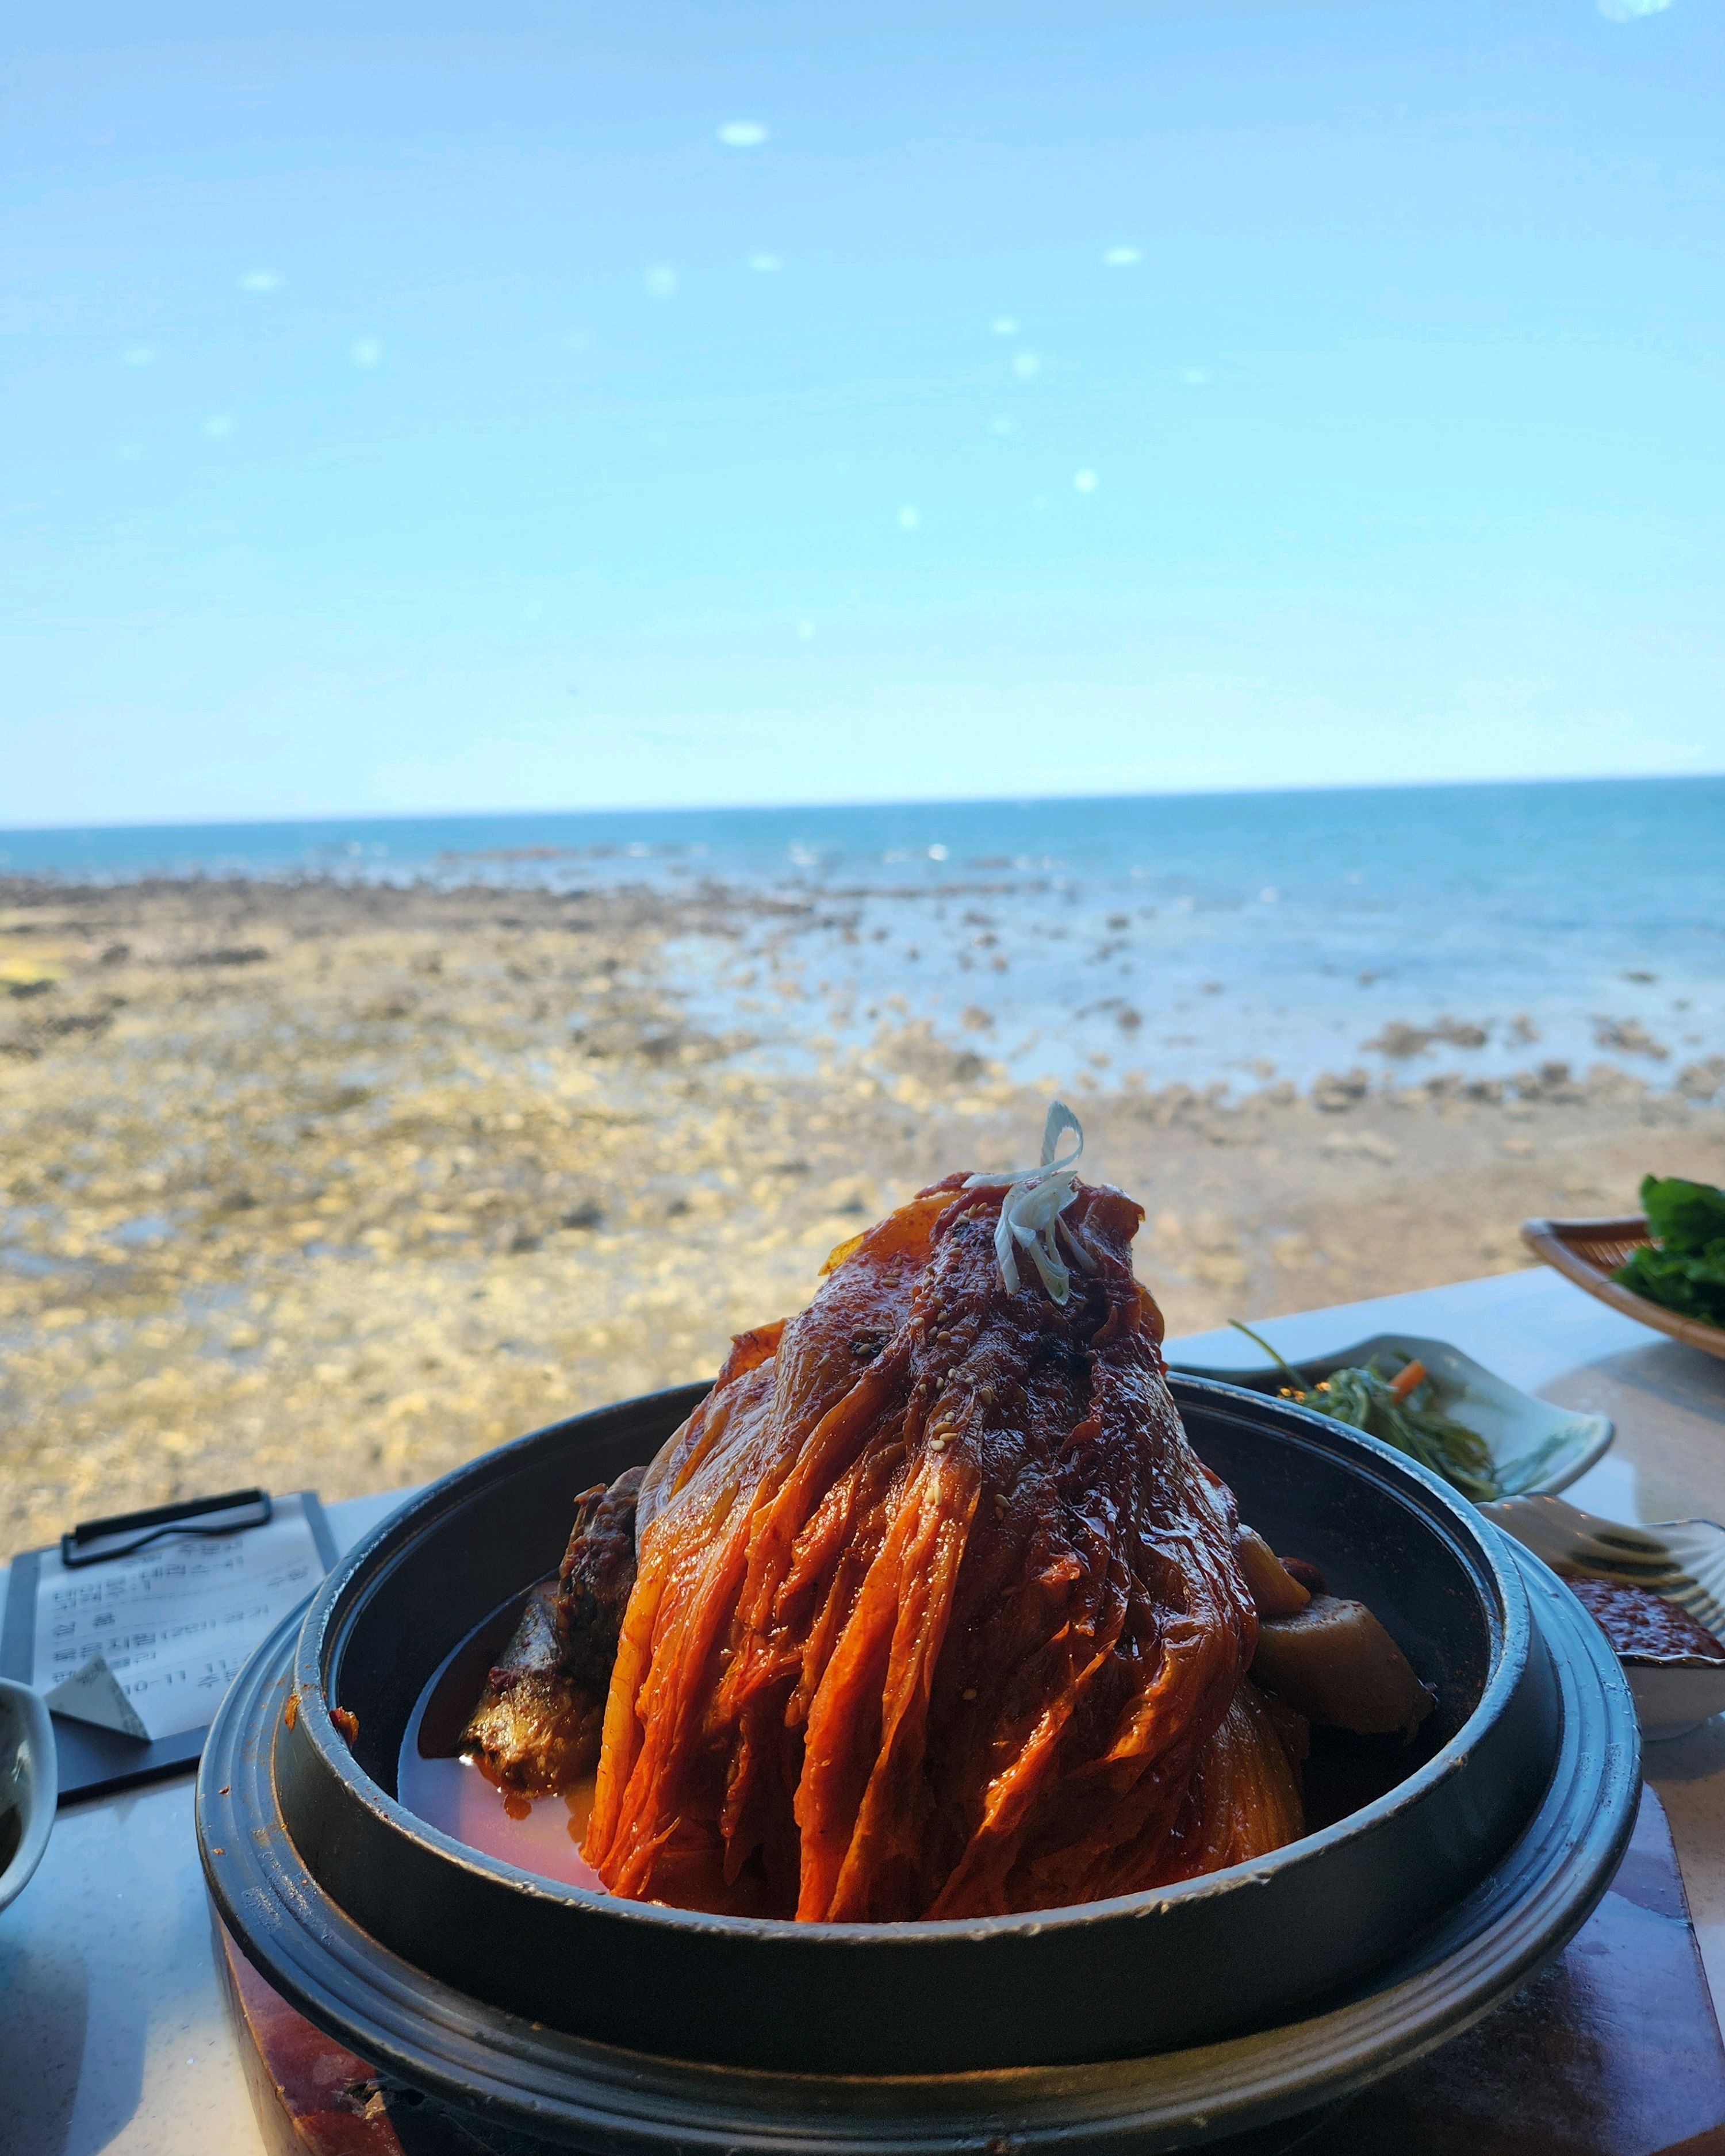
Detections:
[1166, 1332, 1613, 1497]
[0, 1677, 56, 1916]
[1485, 1493, 1725, 1740]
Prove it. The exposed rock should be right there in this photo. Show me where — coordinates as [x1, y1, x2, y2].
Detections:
[1593, 1018, 1669, 1060]
[1431, 1016, 1489, 1049]
[1363, 1021, 1432, 1058]
[1512, 1061, 1586, 1104]
[1310, 1069, 1370, 1113]
[872, 1021, 988, 1088]
[175, 945, 271, 968]
[1678, 1057, 1725, 1102]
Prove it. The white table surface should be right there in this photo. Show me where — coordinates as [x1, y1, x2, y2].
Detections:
[2, 1268, 1723, 2155]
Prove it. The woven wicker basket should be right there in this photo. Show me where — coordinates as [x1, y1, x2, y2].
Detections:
[1521, 1214, 1725, 1364]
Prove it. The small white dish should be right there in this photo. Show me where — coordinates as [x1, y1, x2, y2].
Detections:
[1169, 1332, 1615, 1499]
[0, 1676, 56, 1915]
[1482, 1494, 1725, 1741]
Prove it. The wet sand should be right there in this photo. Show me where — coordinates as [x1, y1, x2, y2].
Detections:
[3, 874, 1722, 1559]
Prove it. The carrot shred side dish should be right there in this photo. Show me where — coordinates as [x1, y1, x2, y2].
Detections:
[463, 1106, 1431, 1921]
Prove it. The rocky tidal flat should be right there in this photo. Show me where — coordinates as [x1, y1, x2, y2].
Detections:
[3, 872, 1723, 1560]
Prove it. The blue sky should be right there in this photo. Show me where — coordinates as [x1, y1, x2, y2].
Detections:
[2, 0, 1722, 824]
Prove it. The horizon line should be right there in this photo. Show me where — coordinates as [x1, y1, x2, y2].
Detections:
[3, 768, 1720, 843]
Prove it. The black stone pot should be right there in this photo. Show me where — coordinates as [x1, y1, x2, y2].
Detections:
[200, 1377, 1639, 2098]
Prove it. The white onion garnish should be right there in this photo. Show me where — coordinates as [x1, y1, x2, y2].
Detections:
[963, 1100, 1088, 1304]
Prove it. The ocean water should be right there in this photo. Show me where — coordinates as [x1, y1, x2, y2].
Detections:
[3, 779, 1721, 1095]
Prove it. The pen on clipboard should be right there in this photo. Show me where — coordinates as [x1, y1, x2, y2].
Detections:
[59, 1488, 274, 1570]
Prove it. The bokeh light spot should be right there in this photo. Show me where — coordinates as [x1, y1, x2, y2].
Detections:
[1074, 469, 1098, 493]
[643, 263, 679, 301]
[1597, 0, 1671, 17]
[1102, 245, 1141, 268]
[121, 344, 155, 367]
[1011, 350, 1042, 381]
[991, 315, 1019, 336]
[718, 121, 769, 148]
[239, 269, 283, 293]
[747, 252, 783, 273]
[202, 414, 234, 438]
[898, 504, 921, 531]
[350, 336, 384, 367]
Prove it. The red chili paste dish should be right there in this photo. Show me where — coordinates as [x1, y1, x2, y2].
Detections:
[1566, 1575, 1725, 1667]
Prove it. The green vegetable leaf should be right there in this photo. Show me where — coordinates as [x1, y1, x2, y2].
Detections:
[1615, 1243, 1725, 1327]
[1613, 1176, 1725, 1326]
[1639, 1175, 1725, 1257]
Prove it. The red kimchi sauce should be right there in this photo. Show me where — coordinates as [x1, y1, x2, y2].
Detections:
[1568, 1576, 1725, 1663]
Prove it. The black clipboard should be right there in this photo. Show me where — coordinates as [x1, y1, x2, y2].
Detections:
[1, 1487, 337, 1805]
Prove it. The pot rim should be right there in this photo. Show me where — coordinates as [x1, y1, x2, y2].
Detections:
[288, 1373, 1533, 1946]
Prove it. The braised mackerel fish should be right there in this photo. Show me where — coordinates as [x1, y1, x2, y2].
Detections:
[464, 1106, 1431, 1920]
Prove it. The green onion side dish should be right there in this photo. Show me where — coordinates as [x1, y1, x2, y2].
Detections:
[1613, 1175, 1725, 1330]
[1226, 1322, 1563, 1503]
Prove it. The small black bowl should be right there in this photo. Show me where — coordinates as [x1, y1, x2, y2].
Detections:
[204, 1376, 1636, 2079]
